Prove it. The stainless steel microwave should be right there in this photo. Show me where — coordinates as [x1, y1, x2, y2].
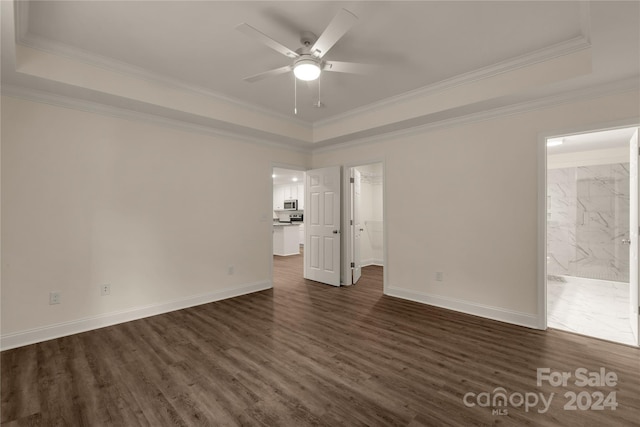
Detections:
[283, 199, 298, 210]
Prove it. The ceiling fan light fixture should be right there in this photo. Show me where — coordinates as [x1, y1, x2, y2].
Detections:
[294, 59, 321, 81]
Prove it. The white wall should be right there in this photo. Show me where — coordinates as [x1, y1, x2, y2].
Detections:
[2, 89, 638, 348]
[313, 89, 640, 328]
[0, 96, 310, 349]
[548, 146, 628, 169]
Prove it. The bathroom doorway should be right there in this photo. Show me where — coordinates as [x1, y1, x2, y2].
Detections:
[545, 127, 639, 346]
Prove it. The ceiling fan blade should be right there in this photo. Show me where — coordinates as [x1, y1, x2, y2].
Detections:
[323, 61, 376, 74]
[310, 9, 358, 58]
[243, 65, 292, 83]
[236, 23, 300, 59]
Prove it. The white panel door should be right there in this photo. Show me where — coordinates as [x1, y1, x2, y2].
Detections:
[304, 166, 341, 286]
[629, 128, 639, 345]
[352, 169, 363, 284]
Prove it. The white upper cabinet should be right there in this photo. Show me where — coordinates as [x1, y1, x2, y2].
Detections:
[273, 182, 305, 211]
[273, 185, 285, 210]
[284, 184, 297, 200]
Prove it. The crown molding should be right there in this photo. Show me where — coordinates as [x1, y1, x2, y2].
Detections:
[579, 1, 592, 44]
[9, 0, 630, 155]
[17, 33, 312, 130]
[1, 84, 313, 154]
[313, 35, 592, 131]
[315, 0, 593, 129]
[4, 75, 636, 157]
[14, 0, 29, 41]
[14, 0, 592, 136]
[311, 77, 640, 154]
[13, 1, 311, 131]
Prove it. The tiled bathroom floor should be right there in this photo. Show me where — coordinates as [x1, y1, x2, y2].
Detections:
[547, 276, 636, 346]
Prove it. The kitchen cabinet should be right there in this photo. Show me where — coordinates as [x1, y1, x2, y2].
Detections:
[273, 224, 300, 256]
[283, 184, 298, 200]
[274, 184, 305, 211]
[273, 186, 285, 210]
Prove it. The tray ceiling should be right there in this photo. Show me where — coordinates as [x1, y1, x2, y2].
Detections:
[2, 1, 639, 149]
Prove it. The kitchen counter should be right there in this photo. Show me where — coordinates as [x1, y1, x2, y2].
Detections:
[273, 223, 300, 256]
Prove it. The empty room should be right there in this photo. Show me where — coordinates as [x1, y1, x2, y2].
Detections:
[1, 1, 639, 425]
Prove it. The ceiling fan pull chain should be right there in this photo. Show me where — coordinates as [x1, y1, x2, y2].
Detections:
[294, 75, 298, 115]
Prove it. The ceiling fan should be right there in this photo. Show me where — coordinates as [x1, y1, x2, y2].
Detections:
[236, 8, 373, 83]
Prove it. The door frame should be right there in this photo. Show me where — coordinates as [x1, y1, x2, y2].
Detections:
[343, 160, 387, 293]
[537, 119, 640, 344]
[269, 162, 308, 287]
[269, 159, 387, 293]
[350, 168, 363, 285]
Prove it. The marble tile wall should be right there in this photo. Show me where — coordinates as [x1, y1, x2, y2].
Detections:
[547, 163, 630, 282]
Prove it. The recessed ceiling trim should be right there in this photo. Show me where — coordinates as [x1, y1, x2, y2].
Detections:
[313, 35, 592, 130]
[312, 42, 593, 143]
[1, 84, 313, 154]
[3, 76, 636, 157]
[311, 77, 640, 154]
[14, 0, 30, 41]
[14, 0, 593, 131]
[13, 42, 314, 142]
[14, 0, 311, 130]
[579, 0, 592, 43]
[16, 34, 312, 129]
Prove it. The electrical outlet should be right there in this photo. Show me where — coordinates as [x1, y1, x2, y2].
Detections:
[49, 291, 61, 305]
[100, 284, 111, 296]
[435, 272, 444, 282]
[228, 265, 234, 275]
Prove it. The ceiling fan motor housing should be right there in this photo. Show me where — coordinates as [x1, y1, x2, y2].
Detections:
[299, 31, 318, 49]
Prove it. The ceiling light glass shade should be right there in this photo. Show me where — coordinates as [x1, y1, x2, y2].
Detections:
[294, 60, 321, 81]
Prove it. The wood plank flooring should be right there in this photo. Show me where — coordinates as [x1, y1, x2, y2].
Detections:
[2, 252, 640, 426]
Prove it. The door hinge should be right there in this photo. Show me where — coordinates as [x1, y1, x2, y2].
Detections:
[350, 219, 353, 225]
[350, 177, 355, 183]
[351, 262, 355, 268]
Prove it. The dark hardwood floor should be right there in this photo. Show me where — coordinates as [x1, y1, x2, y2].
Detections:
[2, 251, 639, 426]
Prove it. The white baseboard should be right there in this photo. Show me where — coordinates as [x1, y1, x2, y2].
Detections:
[552, 274, 627, 287]
[361, 258, 384, 267]
[1, 280, 272, 351]
[274, 251, 301, 257]
[386, 287, 539, 329]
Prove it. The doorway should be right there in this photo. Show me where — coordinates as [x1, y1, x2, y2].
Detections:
[545, 127, 639, 346]
[271, 163, 385, 291]
[346, 162, 384, 287]
[272, 166, 305, 262]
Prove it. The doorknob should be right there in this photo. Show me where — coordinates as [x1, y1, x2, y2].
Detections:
[333, 230, 340, 234]
[622, 239, 631, 245]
